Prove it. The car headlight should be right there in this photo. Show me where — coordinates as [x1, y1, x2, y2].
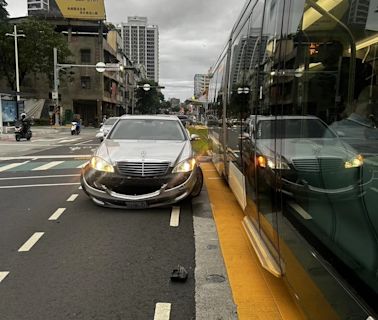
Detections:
[172, 158, 196, 173]
[257, 155, 290, 169]
[345, 154, 363, 169]
[90, 156, 114, 173]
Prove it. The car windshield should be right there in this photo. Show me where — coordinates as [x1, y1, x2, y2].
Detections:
[104, 118, 118, 126]
[257, 119, 337, 139]
[108, 119, 186, 140]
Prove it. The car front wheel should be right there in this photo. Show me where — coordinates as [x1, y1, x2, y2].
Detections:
[190, 166, 203, 198]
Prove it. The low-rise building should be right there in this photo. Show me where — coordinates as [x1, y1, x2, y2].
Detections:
[0, 17, 142, 126]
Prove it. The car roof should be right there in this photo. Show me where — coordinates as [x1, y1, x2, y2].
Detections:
[119, 114, 180, 121]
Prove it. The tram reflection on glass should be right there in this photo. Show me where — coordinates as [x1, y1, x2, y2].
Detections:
[207, 0, 378, 319]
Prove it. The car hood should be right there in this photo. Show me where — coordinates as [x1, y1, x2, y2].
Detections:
[257, 138, 357, 161]
[96, 139, 192, 166]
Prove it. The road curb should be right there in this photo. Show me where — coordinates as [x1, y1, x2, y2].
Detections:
[192, 184, 238, 320]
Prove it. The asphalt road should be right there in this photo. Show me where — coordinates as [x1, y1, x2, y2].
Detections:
[0, 130, 236, 320]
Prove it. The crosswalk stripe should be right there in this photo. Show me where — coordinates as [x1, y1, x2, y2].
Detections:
[32, 161, 64, 171]
[0, 161, 29, 172]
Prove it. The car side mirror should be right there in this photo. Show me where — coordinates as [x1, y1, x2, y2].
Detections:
[190, 134, 200, 141]
[96, 131, 105, 141]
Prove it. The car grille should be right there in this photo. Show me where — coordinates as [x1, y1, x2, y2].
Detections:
[117, 162, 170, 177]
[292, 158, 343, 172]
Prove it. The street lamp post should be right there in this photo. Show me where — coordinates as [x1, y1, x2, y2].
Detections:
[6, 25, 25, 116]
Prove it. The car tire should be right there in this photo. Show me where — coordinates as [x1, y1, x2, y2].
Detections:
[190, 166, 203, 198]
[15, 135, 20, 141]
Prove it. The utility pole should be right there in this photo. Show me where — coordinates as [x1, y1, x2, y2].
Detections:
[53, 47, 60, 125]
[6, 25, 25, 116]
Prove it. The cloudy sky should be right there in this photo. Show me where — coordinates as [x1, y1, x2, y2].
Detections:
[6, 0, 245, 101]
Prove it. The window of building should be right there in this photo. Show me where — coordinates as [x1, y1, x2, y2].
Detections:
[80, 76, 91, 89]
[80, 49, 91, 64]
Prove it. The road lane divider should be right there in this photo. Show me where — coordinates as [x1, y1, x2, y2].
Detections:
[0, 272, 10, 283]
[75, 140, 94, 145]
[0, 183, 80, 189]
[32, 161, 64, 171]
[170, 207, 180, 227]
[49, 208, 66, 221]
[67, 194, 79, 202]
[0, 155, 92, 161]
[153, 303, 171, 320]
[0, 161, 29, 172]
[18, 232, 45, 252]
[0, 174, 80, 181]
[58, 138, 81, 144]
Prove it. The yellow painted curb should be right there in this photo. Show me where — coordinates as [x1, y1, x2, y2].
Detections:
[202, 162, 305, 320]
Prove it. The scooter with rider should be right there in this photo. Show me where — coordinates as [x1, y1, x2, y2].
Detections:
[14, 113, 32, 141]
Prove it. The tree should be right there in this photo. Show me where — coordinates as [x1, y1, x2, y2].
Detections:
[0, 0, 8, 22]
[0, 18, 71, 91]
[135, 79, 164, 114]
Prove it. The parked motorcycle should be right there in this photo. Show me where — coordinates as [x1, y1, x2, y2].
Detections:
[14, 120, 32, 141]
[71, 121, 80, 135]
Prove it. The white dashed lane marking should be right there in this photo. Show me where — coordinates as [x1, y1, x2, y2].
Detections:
[48, 208, 66, 221]
[18, 232, 45, 252]
[170, 207, 180, 227]
[154, 303, 171, 320]
[32, 161, 64, 171]
[288, 201, 312, 220]
[0, 272, 10, 283]
[66, 194, 79, 202]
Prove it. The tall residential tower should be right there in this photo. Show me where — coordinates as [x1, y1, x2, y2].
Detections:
[194, 74, 210, 98]
[119, 17, 159, 82]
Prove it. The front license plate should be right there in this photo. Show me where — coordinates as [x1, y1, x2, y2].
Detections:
[124, 201, 148, 209]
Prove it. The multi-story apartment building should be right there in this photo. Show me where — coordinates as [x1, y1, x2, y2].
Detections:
[119, 17, 159, 83]
[0, 17, 144, 126]
[194, 74, 210, 98]
[27, 0, 49, 15]
[348, 0, 370, 26]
